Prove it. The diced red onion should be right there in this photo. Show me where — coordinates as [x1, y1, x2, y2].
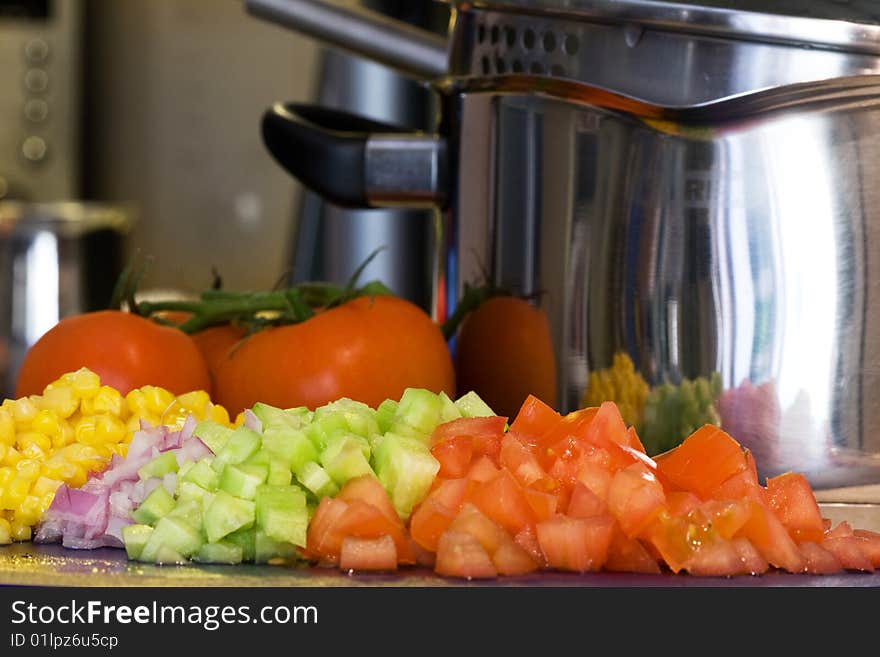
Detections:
[244, 409, 262, 434]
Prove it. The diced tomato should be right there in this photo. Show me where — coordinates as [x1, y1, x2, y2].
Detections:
[537, 407, 597, 450]
[306, 497, 350, 562]
[607, 462, 666, 538]
[854, 529, 880, 567]
[339, 535, 398, 571]
[566, 481, 608, 519]
[709, 467, 767, 505]
[822, 537, 875, 572]
[448, 503, 506, 554]
[666, 491, 702, 517]
[492, 536, 540, 576]
[499, 435, 547, 487]
[574, 459, 613, 501]
[522, 487, 558, 522]
[336, 474, 399, 524]
[514, 526, 547, 567]
[765, 472, 824, 544]
[431, 415, 508, 443]
[655, 425, 749, 499]
[605, 528, 661, 574]
[535, 514, 615, 573]
[646, 512, 697, 574]
[409, 537, 436, 567]
[697, 500, 752, 540]
[799, 541, 843, 575]
[432, 415, 507, 465]
[435, 530, 497, 579]
[737, 500, 806, 573]
[625, 426, 647, 454]
[470, 470, 537, 535]
[509, 394, 561, 437]
[825, 521, 854, 539]
[431, 436, 474, 478]
[409, 497, 458, 552]
[468, 455, 501, 483]
[336, 499, 415, 564]
[683, 537, 767, 577]
[429, 477, 470, 510]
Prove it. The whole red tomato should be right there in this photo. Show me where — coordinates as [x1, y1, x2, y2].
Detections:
[15, 310, 212, 397]
[454, 295, 558, 418]
[213, 295, 455, 416]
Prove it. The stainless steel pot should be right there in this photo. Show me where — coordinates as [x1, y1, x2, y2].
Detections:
[0, 202, 132, 398]
[248, 0, 880, 489]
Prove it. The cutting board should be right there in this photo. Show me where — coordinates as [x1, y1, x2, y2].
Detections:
[1, 543, 879, 587]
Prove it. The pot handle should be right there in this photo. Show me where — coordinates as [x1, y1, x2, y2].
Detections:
[244, 0, 449, 80]
[261, 102, 447, 209]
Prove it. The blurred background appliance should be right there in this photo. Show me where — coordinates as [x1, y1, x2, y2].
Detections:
[0, 201, 131, 397]
[0, 0, 82, 202]
[289, 0, 449, 310]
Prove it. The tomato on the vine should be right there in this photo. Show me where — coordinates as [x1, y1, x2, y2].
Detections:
[453, 295, 557, 418]
[212, 295, 455, 416]
[15, 310, 212, 397]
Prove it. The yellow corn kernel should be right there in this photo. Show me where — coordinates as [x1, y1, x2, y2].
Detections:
[0, 466, 13, 488]
[16, 430, 51, 453]
[176, 390, 209, 417]
[208, 403, 231, 426]
[2, 446, 22, 467]
[106, 442, 128, 458]
[15, 458, 40, 481]
[0, 443, 5, 464]
[73, 415, 98, 445]
[62, 367, 101, 398]
[66, 465, 88, 489]
[38, 493, 55, 513]
[30, 409, 61, 437]
[39, 385, 80, 419]
[0, 517, 10, 544]
[234, 411, 245, 427]
[80, 385, 125, 417]
[11, 396, 39, 425]
[10, 520, 31, 542]
[4, 476, 30, 509]
[41, 459, 77, 483]
[31, 475, 61, 497]
[140, 385, 175, 417]
[51, 421, 75, 449]
[21, 441, 48, 461]
[125, 388, 149, 416]
[96, 414, 125, 444]
[0, 407, 15, 445]
[15, 496, 42, 525]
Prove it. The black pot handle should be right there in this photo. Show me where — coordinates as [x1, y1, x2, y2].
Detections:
[261, 102, 447, 209]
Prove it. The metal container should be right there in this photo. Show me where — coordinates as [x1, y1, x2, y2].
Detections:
[248, 0, 880, 489]
[0, 202, 132, 398]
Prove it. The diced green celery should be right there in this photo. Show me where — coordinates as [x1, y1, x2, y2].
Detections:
[153, 545, 187, 565]
[140, 516, 203, 561]
[121, 524, 153, 560]
[372, 432, 440, 520]
[193, 420, 235, 454]
[181, 459, 219, 491]
[130, 485, 175, 525]
[137, 451, 179, 480]
[294, 461, 339, 498]
[396, 388, 443, 435]
[225, 527, 256, 562]
[454, 391, 496, 418]
[176, 481, 210, 505]
[166, 499, 202, 529]
[314, 398, 379, 438]
[194, 541, 244, 565]
[255, 484, 308, 547]
[203, 491, 255, 543]
[261, 426, 318, 470]
[267, 459, 292, 486]
[319, 434, 373, 485]
[438, 391, 463, 423]
[211, 426, 261, 473]
[218, 464, 268, 500]
[254, 530, 300, 564]
[375, 398, 398, 434]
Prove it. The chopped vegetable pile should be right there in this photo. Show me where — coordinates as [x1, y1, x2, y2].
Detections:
[9, 371, 879, 579]
[0, 368, 232, 545]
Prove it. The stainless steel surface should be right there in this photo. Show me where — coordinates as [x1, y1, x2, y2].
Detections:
[244, 0, 449, 79]
[0, 0, 82, 202]
[442, 76, 880, 489]
[365, 135, 447, 206]
[449, 7, 880, 106]
[3, 543, 880, 587]
[449, 0, 880, 55]
[0, 201, 132, 398]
